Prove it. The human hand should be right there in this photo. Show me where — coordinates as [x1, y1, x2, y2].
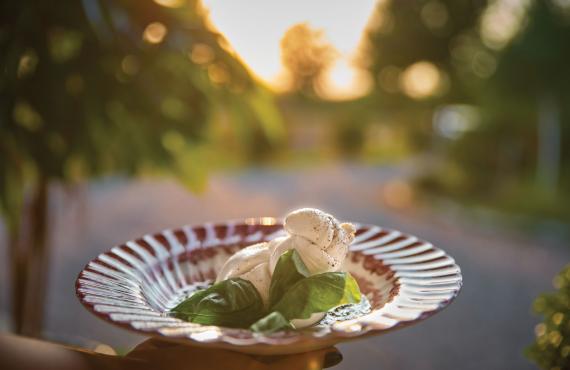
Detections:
[0, 334, 342, 370]
[125, 337, 343, 370]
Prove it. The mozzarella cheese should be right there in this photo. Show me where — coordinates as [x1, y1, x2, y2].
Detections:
[215, 208, 356, 328]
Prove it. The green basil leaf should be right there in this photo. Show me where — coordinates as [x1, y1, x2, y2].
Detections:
[272, 272, 361, 321]
[171, 278, 265, 328]
[269, 249, 310, 308]
[250, 311, 293, 334]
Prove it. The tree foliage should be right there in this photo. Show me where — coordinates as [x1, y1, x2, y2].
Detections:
[0, 0, 284, 232]
[280, 23, 337, 96]
[526, 265, 570, 370]
[363, 0, 488, 105]
[419, 1, 570, 219]
[490, 0, 570, 98]
[363, 0, 570, 222]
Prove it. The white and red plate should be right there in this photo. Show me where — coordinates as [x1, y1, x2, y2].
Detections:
[76, 218, 462, 355]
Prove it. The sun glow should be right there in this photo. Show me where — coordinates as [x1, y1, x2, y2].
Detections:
[202, 0, 376, 100]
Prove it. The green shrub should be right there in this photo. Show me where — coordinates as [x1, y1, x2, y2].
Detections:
[526, 265, 570, 370]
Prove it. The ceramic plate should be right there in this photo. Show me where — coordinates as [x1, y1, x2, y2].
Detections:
[76, 218, 462, 355]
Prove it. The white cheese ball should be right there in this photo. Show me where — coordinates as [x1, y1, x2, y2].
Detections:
[215, 208, 356, 328]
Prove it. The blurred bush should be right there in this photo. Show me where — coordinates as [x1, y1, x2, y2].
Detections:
[526, 265, 570, 369]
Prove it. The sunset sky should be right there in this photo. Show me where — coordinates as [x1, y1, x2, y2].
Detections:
[202, 0, 377, 99]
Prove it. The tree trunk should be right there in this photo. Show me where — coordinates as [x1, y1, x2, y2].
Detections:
[9, 177, 50, 337]
[8, 224, 26, 334]
[537, 92, 561, 194]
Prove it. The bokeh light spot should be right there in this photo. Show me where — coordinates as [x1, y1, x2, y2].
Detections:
[400, 61, 442, 99]
[121, 55, 140, 75]
[13, 101, 43, 131]
[421, 1, 448, 30]
[153, 0, 186, 8]
[480, 0, 530, 50]
[143, 22, 168, 44]
[552, 312, 564, 326]
[319, 59, 372, 100]
[434, 105, 479, 139]
[48, 28, 83, 63]
[471, 51, 497, 78]
[548, 330, 562, 347]
[208, 63, 230, 84]
[190, 43, 215, 65]
[535, 323, 546, 337]
[17, 49, 38, 79]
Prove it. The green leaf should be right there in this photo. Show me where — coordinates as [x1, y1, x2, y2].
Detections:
[250, 311, 293, 334]
[269, 249, 310, 308]
[171, 278, 265, 328]
[272, 272, 361, 321]
[170, 253, 363, 333]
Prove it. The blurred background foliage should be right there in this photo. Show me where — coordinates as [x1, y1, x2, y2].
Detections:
[273, 0, 570, 226]
[3, 0, 569, 261]
[0, 0, 284, 233]
[413, 0, 570, 224]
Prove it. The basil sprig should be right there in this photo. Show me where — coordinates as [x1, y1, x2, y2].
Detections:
[270, 271, 361, 321]
[170, 249, 361, 333]
[171, 277, 264, 328]
[250, 311, 293, 333]
[268, 247, 310, 306]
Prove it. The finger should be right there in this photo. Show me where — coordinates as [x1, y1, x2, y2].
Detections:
[126, 337, 180, 355]
[126, 339, 343, 370]
[261, 346, 341, 370]
[127, 342, 268, 370]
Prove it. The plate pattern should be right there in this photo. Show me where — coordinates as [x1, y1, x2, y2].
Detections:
[76, 218, 462, 353]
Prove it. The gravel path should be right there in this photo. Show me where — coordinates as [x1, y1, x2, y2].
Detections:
[1, 163, 568, 369]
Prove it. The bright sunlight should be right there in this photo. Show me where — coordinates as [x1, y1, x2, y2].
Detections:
[202, 0, 377, 100]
